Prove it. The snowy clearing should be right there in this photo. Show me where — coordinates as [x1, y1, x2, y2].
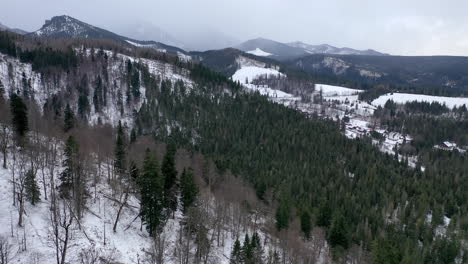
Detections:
[246, 48, 272, 57]
[372, 93, 468, 109]
[315, 84, 363, 97]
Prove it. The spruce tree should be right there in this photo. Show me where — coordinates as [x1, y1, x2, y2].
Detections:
[0, 80, 4, 98]
[328, 212, 349, 249]
[10, 93, 28, 142]
[180, 168, 198, 214]
[138, 149, 165, 235]
[114, 121, 126, 176]
[162, 144, 177, 216]
[130, 128, 137, 144]
[301, 210, 312, 239]
[275, 198, 290, 231]
[251, 232, 264, 264]
[230, 239, 243, 264]
[63, 103, 75, 132]
[25, 169, 40, 205]
[242, 234, 252, 263]
[60, 136, 79, 198]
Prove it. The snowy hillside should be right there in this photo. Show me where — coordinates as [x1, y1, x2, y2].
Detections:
[231, 57, 300, 101]
[315, 84, 363, 96]
[246, 48, 272, 57]
[372, 93, 468, 109]
[0, 49, 192, 127]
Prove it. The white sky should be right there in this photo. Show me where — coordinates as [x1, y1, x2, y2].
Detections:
[2, 0, 468, 55]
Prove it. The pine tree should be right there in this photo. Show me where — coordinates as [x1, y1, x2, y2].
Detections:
[242, 234, 252, 263]
[275, 198, 290, 231]
[317, 202, 332, 228]
[63, 104, 75, 132]
[129, 160, 139, 182]
[138, 149, 165, 235]
[162, 144, 177, 216]
[60, 136, 79, 198]
[180, 168, 198, 214]
[301, 210, 312, 239]
[10, 94, 28, 142]
[328, 212, 349, 249]
[25, 169, 40, 205]
[230, 239, 243, 264]
[114, 121, 127, 176]
[0, 80, 5, 98]
[251, 232, 264, 264]
[130, 128, 137, 144]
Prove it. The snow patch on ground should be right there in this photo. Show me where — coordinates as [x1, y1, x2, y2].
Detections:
[372, 93, 468, 109]
[246, 48, 272, 57]
[316, 84, 363, 97]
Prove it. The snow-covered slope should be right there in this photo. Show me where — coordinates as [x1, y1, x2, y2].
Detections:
[372, 93, 468, 109]
[0, 49, 192, 127]
[288, 41, 388, 56]
[246, 48, 272, 57]
[29, 15, 189, 57]
[315, 84, 363, 96]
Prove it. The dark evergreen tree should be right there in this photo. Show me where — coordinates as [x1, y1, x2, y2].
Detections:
[317, 202, 332, 228]
[300, 210, 312, 239]
[180, 168, 198, 214]
[251, 232, 264, 264]
[275, 198, 290, 231]
[328, 212, 349, 249]
[114, 121, 126, 176]
[25, 169, 40, 205]
[138, 149, 165, 235]
[0, 80, 5, 98]
[10, 93, 28, 142]
[130, 128, 137, 144]
[129, 160, 139, 182]
[93, 75, 103, 113]
[242, 234, 252, 263]
[63, 103, 75, 132]
[59, 136, 79, 198]
[230, 239, 243, 264]
[162, 144, 177, 216]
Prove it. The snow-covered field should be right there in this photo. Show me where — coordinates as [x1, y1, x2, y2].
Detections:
[315, 84, 363, 97]
[246, 48, 272, 57]
[372, 93, 468, 109]
[232, 60, 299, 101]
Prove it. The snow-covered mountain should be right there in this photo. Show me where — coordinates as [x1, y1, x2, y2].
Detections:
[235, 38, 388, 61]
[235, 38, 307, 61]
[28, 15, 188, 56]
[287, 41, 388, 56]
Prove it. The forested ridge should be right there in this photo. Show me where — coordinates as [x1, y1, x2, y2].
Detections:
[134, 62, 467, 262]
[0, 30, 466, 263]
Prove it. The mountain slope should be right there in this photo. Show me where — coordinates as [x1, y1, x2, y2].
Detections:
[287, 41, 388, 56]
[289, 54, 468, 93]
[0, 22, 28, 35]
[235, 38, 307, 61]
[29, 15, 188, 56]
[235, 38, 388, 61]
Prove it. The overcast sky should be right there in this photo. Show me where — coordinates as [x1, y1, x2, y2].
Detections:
[2, 0, 468, 55]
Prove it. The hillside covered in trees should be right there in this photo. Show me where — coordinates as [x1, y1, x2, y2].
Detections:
[0, 30, 466, 264]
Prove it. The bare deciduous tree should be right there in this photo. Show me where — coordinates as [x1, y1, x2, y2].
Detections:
[0, 236, 13, 264]
[49, 196, 75, 264]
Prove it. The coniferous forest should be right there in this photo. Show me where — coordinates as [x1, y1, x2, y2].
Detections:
[0, 29, 466, 264]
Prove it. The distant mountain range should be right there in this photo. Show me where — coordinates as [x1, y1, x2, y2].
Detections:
[3, 15, 468, 92]
[0, 22, 28, 35]
[234, 38, 388, 61]
[28, 15, 187, 55]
